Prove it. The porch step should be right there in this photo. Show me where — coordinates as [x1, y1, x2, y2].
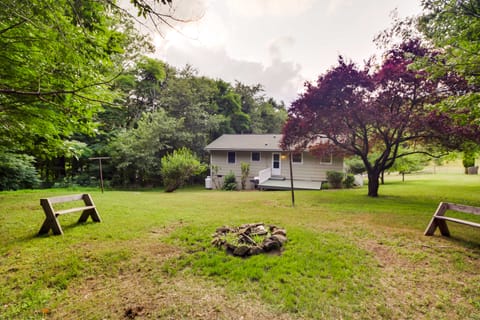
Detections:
[270, 175, 286, 181]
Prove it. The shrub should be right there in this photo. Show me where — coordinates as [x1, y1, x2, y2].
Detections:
[240, 162, 250, 190]
[462, 150, 477, 174]
[343, 174, 355, 188]
[222, 171, 237, 191]
[345, 157, 366, 174]
[0, 151, 40, 191]
[326, 171, 343, 189]
[160, 148, 206, 192]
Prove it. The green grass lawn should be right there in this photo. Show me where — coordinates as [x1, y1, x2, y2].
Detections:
[1, 174, 479, 319]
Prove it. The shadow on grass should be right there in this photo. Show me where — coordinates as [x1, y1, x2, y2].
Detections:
[4, 221, 101, 248]
[431, 234, 480, 250]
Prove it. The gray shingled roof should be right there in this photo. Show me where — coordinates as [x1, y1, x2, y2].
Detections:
[205, 134, 283, 151]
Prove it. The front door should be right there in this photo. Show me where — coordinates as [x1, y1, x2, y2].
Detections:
[272, 153, 281, 176]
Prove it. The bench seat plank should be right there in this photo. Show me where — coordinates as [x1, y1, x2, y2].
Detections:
[446, 203, 480, 216]
[434, 216, 480, 228]
[47, 194, 86, 204]
[55, 206, 96, 215]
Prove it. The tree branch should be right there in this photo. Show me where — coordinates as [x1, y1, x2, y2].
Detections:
[0, 72, 123, 97]
[0, 19, 26, 35]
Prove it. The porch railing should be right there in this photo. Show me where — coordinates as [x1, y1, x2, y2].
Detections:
[258, 167, 272, 184]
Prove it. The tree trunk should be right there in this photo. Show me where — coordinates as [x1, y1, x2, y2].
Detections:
[367, 172, 380, 197]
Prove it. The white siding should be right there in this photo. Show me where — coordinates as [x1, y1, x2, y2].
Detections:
[209, 150, 344, 189]
[282, 152, 344, 181]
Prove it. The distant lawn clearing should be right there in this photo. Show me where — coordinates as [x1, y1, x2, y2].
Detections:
[1, 173, 479, 319]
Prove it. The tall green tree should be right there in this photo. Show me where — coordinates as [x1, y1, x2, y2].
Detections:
[107, 109, 186, 186]
[233, 82, 287, 134]
[1, 1, 116, 151]
[416, 0, 480, 158]
[418, 0, 480, 85]
[0, 0, 158, 173]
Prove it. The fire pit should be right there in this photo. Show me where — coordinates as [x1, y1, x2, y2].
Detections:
[211, 223, 287, 257]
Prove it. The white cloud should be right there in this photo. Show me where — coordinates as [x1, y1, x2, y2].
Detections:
[151, 0, 422, 105]
[268, 36, 295, 62]
[159, 42, 303, 104]
[226, 0, 315, 17]
[154, 3, 227, 59]
[326, 0, 354, 15]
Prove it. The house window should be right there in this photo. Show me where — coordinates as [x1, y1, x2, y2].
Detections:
[292, 152, 303, 164]
[227, 151, 236, 164]
[251, 152, 261, 162]
[320, 153, 332, 164]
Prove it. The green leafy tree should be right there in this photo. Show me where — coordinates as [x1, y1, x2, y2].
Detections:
[160, 148, 206, 192]
[416, 0, 480, 150]
[0, 0, 131, 153]
[215, 80, 251, 133]
[234, 82, 287, 134]
[388, 153, 430, 181]
[0, 0, 158, 186]
[417, 0, 480, 85]
[157, 66, 225, 156]
[107, 109, 187, 186]
[378, 1, 480, 151]
[110, 57, 167, 129]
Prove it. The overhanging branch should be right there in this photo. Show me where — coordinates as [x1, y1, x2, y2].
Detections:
[0, 72, 123, 97]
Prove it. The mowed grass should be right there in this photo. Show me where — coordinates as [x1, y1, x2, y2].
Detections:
[0, 174, 479, 319]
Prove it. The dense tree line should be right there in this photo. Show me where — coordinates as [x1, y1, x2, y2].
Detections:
[3, 0, 479, 192]
[103, 59, 286, 187]
[1, 53, 287, 189]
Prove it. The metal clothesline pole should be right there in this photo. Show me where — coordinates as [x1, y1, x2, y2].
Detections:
[89, 157, 110, 193]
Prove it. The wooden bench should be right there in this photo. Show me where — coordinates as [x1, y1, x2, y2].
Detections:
[424, 202, 480, 237]
[39, 194, 102, 235]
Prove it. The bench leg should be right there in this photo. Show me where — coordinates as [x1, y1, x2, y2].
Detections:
[38, 216, 64, 235]
[39, 199, 64, 235]
[78, 208, 101, 223]
[437, 219, 450, 236]
[424, 217, 438, 236]
[424, 202, 450, 237]
[78, 194, 102, 223]
[424, 218, 451, 237]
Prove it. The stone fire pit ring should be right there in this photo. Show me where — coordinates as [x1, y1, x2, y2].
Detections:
[211, 223, 287, 257]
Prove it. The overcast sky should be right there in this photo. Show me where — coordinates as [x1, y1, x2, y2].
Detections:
[149, 0, 422, 104]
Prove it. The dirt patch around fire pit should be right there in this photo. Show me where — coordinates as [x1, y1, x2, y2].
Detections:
[211, 223, 287, 257]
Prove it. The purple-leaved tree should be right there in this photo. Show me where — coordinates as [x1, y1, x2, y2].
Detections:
[281, 40, 479, 197]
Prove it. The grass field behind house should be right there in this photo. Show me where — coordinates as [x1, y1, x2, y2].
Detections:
[1, 173, 479, 319]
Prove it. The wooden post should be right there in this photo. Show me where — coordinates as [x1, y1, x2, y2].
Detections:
[89, 157, 110, 193]
[289, 151, 295, 207]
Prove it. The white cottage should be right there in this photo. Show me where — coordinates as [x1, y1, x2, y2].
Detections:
[205, 134, 344, 190]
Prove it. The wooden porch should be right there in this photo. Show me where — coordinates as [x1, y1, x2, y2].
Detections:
[258, 178, 322, 190]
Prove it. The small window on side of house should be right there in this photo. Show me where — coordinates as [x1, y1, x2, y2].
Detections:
[251, 152, 261, 162]
[292, 152, 303, 164]
[227, 151, 236, 164]
[320, 153, 332, 164]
